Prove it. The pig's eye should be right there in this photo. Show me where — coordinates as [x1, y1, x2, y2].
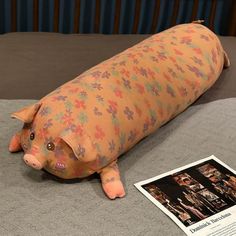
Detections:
[47, 142, 55, 151]
[30, 132, 35, 140]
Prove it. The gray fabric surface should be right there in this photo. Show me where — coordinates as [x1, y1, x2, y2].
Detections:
[1, 98, 236, 236]
[0, 33, 235, 101]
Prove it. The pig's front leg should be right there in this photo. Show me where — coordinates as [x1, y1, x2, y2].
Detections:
[100, 161, 125, 199]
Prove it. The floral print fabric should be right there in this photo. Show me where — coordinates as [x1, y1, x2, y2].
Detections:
[12, 23, 226, 179]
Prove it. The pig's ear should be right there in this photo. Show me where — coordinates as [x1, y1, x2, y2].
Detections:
[9, 131, 22, 152]
[59, 130, 97, 162]
[11, 103, 41, 123]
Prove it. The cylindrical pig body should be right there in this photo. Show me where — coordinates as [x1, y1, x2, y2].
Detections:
[39, 23, 226, 176]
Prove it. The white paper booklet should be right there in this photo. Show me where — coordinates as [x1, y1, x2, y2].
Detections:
[134, 155, 236, 236]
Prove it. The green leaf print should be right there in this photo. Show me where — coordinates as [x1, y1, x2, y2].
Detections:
[65, 101, 73, 110]
[55, 112, 64, 123]
[112, 70, 119, 77]
[78, 112, 88, 124]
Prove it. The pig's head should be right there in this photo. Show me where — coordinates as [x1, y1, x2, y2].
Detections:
[9, 102, 97, 178]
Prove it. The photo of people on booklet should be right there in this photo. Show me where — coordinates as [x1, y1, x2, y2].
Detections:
[135, 155, 236, 236]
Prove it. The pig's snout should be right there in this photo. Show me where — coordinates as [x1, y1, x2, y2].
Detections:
[23, 154, 43, 170]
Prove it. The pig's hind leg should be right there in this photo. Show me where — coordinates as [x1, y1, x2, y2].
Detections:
[100, 161, 125, 199]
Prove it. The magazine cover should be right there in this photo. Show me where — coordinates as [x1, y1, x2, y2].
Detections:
[134, 155, 236, 236]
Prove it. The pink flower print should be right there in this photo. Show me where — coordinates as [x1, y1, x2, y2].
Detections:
[163, 72, 172, 82]
[185, 28, 195, 33]
[211, 49, 217, 64]
[193, 48, 202, 55]
[92, 83, 103, 90]
[107, 108, 116, 117]
[134, 105, 142, 117]
[75, 99, 86, 109]
[184, 79, 195, 90]
[178, 87, 188, 97]
[169, 56, 177, 63]
[120, 68, 130, 77]
[107, 100, 118, 117]
[200, 34, 209, 41]
[62, 110, 74, 126]
[94, 125, 105, 140]
[174, 48, 183, 56]
[114, 88, 123, 98]
[114, 125, 120, 136]
[186, 79, 200, 90]
[94, 107, 102, 116]
[108, 100, 118, 109]
[75, 125, 83, 135]
[124, 106, 134, 120]
[65, 124, 83, 135]
[133, 66, 140, 74]
[147, 68, 155, 79]
[180, 36, 192, 45]
[101, 71, 111, 79]
[135, 83, 145, 94]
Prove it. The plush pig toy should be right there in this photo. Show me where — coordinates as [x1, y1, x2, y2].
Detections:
[9, 23, 230, 199]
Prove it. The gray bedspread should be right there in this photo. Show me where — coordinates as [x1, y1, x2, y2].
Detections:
[0, 98, 236, 236]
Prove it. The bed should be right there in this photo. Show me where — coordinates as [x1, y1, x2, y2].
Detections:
[0, 33, 235, 235]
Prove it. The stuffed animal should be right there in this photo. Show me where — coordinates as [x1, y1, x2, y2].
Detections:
[9, 23, 230, 199]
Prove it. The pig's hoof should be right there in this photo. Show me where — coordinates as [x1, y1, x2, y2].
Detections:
[102, 180, 126, 199]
